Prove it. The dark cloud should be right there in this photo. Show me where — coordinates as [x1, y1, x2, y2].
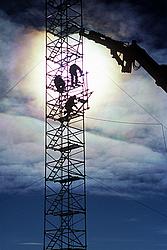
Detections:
[0, 10, 25, 96]
[0, 0, 44, 28]
[0, 0, 166, 49]
[83, 0, 167, 50]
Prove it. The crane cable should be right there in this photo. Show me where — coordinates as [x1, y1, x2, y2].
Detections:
[107, 71, 167, 130]
[1, 59, 167, 152]
[3, 63, 167, 132]
[6, 174, 167, 220]
[3, 60, 42, 97]
[86, 116, 167, 152]
[87, 175, 167, 220]
[2, 43, 167, 131]
[106, 71, 167, 151]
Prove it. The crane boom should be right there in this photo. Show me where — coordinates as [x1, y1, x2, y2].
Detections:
[80, 29, 167, 93]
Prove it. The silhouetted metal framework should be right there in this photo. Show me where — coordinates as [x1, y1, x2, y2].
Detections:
[44, 1, 92, 250]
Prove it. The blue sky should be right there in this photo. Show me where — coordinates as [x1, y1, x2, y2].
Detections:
[0, 0, 167, 249]
[1, 192, 167, 250]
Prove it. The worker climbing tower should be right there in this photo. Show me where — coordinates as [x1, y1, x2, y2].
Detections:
[44, 1, 92, 249]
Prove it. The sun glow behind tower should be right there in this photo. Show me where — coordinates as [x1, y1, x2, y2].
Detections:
[12, 30, 121, 120]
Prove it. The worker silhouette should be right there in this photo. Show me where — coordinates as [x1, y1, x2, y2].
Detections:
[69, 64, 82, 86]
[64, 95, 77, 118]
[54, 75, 65, 93]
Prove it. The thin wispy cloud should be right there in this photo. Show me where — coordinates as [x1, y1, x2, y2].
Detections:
[18, 242, 42, 246]
[157, 228, 167, 235]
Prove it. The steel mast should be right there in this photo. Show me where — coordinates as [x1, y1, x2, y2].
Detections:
[44, 1, 92, 249]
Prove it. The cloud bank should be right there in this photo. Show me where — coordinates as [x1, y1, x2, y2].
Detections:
[0, 1, 167, 197]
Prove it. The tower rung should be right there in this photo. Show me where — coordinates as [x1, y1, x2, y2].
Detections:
[47, 248, 85, 250]
[58, 143, 82, 152]
[55, 175, 83, 183]
[46, 175, 83, 183]
[47, 143, 82, 152]
[49, 210, 85, 216]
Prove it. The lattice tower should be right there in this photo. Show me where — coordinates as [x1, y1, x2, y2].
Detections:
[44, 1, 92, 249]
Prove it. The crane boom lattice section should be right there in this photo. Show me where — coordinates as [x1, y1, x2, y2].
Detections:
[45, 1, 92, 250]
